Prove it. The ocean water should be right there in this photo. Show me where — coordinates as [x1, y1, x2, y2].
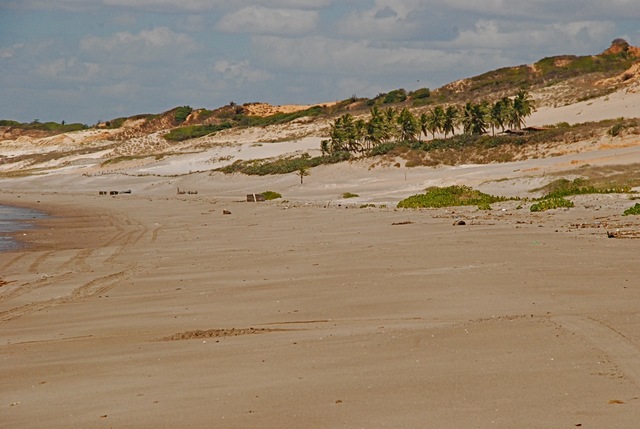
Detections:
[0, 204, 47, 252]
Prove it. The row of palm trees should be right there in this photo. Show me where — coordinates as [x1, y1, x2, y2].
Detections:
[323, 90, 535, 155]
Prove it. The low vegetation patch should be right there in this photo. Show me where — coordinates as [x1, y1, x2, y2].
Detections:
[530, 197, 574, 212]
[261, 191, 282, 200]
[218, 152, 350, 176]
[623, 203, 640, 216]
[397, 185, 506, 209]
[242, 105, 326, 126]
[342, 192, 359, 199]
[0, 119, 88, 133]
[101, 154, 164, 166]
[164, 123, 233, 142]
[539, 178, 631, 198]
[548, 164, 640, 190]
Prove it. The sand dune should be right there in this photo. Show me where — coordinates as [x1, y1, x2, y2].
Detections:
[1, 88, 640, 428]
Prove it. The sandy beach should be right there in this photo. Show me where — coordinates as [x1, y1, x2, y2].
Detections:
[1, 165, 640, 428]
[2, 81, 640, 427]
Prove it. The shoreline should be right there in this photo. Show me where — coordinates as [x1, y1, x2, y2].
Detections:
[1, 189, 639, 427]
[0, 200, 50, 253]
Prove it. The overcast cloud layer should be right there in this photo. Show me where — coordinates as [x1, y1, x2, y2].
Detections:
[1, 0, 639, 124]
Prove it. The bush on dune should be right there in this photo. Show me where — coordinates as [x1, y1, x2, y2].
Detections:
[530, 197, 574, 212]
[397, 185, 506, 209]
[623, 203, 640, 216]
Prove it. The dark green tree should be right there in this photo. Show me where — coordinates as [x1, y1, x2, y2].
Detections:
[461, 102, 488, 135]
[426, 105, 445, 138]
[442, 106, 459, 138]
[397, 108, 419, 142]
[510, 90, 535, 129]
[418, 112, 429, 142]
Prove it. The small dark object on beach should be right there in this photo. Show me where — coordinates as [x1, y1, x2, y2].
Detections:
[392, 221, 413, 225]
[223, 210, 232, 215]
[454, 220, 466, 226]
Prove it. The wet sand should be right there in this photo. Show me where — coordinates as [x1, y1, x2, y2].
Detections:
[1, 187, 640, 428]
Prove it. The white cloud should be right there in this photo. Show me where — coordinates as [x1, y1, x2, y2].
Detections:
[2, 0, 333, 12]
[217, 6, 318, 35]
[109, 13, 137, 27]
[213, 60, 272, 83]
[0, 43, 25, 59]
[252, 35, 475, 74]
[36, 57, 100, 82]
[371, 0, 640, 20]
[80, 27, 197, 61]
[335, 0, 640, 41]
[336, 6, 418, 39]
[448, 19, 616, 52]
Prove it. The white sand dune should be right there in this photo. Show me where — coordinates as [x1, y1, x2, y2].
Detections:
[1, 81, 640, 429]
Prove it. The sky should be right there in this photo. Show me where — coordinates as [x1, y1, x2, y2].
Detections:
[1, 1, 639, 125]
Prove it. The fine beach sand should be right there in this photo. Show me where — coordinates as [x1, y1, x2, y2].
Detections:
[1, 175, 640, 428]
[2, 87, 640, 427]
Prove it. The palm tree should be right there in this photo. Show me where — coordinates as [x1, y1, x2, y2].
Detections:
[494, 97, 513, 133]
[489, 99, 506, 135]
[418, 112, 428, 142]
[442, 106, 458, 138]
[351, 118, 366, 153]
[320, 139, 330, 156]
[510, 90, 535, 130]
[397, 108, 419, 142]
[297, 166, 309, 184]
[328, 115, 348, 153]
[329, 113, 363, 154]
[365, 106, 387, 150]
[426, 106, 445, 139]
[383, 107, 399, 141]
[461, 102, 488, 135]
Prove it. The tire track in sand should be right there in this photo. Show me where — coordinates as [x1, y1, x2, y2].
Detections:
[1, 209, 146, 323]
[59, 248, 94, 272]
[28, 251, 55, 273]
[552, 315, 640, 385]
[0, 269, 135, 323]
[101, 215, 148, 264]
[0, 253, 28, 271]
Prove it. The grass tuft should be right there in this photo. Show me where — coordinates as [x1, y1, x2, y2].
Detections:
[397, 185, 506, 209]
[539, 178, 630, 198]
[262, 191, 282, 200]
[623, 203, 640, 216]
[530, 197, 574, 212]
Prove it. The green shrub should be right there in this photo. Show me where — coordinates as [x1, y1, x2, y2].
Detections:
[342, 192, 359, 199]
[540, 178, 630, 198]
[0, 120, 88, 132]
[608, 122, 625, 137]
[397, 185, 505, 209]
[262, 191, 282, 200]
[623, 203, 640, 216]
[369, 142, 399, 156]
[238, 105, 326, 128]
[530, 197, 574, 212]
[410, 87, 431, 100]
[174, 106, 193, 124]
[477, 202, 492, 210]
[164, 123, 232, 141]
[383, 89, 407, 104]
[219, 151, 350, 176]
